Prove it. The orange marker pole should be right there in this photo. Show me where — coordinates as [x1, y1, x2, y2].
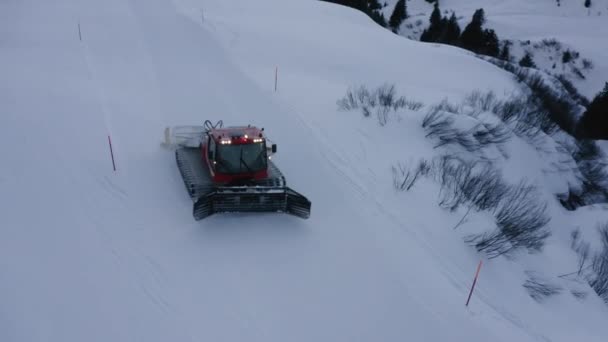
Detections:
[466, 260, 483, 306]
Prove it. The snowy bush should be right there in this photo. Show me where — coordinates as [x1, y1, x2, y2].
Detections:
[421, 106, 510, 154]
[392, 160, 431, 192]
[337, 84, 419, 126]
[559, 140, 608, 209]
[410, 154, 552, 258]
[523, 271, 562, 302]
[432, 156, 507, 212]
[570, 228, 592, 275]
[463, 91, 498, 113]
[484, 58, 579, 136]
[590, 224, 608, 302]
[556, 75, 589, 107]
[582, 58, 594, 70]
[565, 224, 608, 304]
[466, 180, 551, 258]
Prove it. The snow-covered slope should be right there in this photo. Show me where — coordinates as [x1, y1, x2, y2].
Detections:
[1, 0, 607, 341]
[389, 0, 608, 98]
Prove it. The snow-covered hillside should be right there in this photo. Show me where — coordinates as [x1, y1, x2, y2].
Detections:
[386, 0, 608, 98]
[1, 0, 608, 341]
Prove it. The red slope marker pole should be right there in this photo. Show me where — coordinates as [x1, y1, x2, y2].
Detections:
[108, 135, 116, 172]
[466, 260, 483, 307]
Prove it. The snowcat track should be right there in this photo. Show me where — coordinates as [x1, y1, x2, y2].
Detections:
[175, 148, 311, 220]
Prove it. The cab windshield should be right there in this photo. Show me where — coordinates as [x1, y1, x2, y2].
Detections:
[215, 142, 267, 174]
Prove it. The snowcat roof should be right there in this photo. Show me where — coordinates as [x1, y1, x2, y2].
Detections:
[209, 126, 265, 142]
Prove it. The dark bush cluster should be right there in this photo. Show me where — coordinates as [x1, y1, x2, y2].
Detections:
[392, 160, 431, 192]
[590, 224, 608, 302]
[432, 156, 507, 212]
[523, 271, 563, 302]
[556, 75, 590, 107]
[337, 84, 423, 125]
[422, 105, 511, 154]
[560, 140, 608, 209]
[568, 224, 608, 304]
[485, 58, 579, 136]
[394, 154, 552, 259]
[465, 179, 551, 258]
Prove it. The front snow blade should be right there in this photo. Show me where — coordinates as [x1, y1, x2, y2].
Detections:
[192, 187, 311, 220]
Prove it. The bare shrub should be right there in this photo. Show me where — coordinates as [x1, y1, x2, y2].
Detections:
[422, 107, 454, 133]
[472, 122, 511, 146]
[541, 38, 562, 50]
[582, 58, 594, 70]
[523, 271, 562, 302]
[433, 156, 507, 212]
[572, 140, 608, 205]
[337, 84, 415, 125]
[565, 224, 608, 304]
[571, 228, 592, 275]
[590, 224, 608, 302]
[433, 98, 461, 114]
[571, 66, 585, 80]
[466, 180, 551, 258]
[571, 290, 588, 300]
[392, 160, 431, 191]
[556, 74, 590, 107]
[337, 85, 370, 112]
[405, 100, 424, 111]
[464, 91, 499, 113]
[422, 107, 511, 154]
[484, 58, 579, 136]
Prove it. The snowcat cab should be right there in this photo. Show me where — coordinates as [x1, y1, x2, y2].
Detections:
[163, 120, 311, 220]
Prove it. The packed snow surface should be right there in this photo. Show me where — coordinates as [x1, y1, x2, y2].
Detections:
[1, 0, 607, 341]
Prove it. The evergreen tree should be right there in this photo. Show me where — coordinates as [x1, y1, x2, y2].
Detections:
[562, 50, 573, 64]
[389, 0, 408, 32]
[584, 0, 592, 8]
[430, 2, 442, 27]
[472, 8, 485, 26]
[421, 3, 445, 42]
[481, 29, 500, 57]
[519, 52, 537, 68]
[578, 82, 608, 138]
[442, 12, 461, 44]
[369, 10, 387, 27]
[499, 41, 512, 61]
[460, 9, 485, 51]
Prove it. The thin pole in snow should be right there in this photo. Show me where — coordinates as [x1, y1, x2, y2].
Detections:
[274, 66, 278, 92]
[108, 135, 116, 172]
[78, 22, 82, 41]
[466, 260, 483, 307]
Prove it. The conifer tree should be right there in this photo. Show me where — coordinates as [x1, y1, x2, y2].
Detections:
[443, 12, 461, 44]
[519, 52, 537, 68]
[389, 0, 408, 32]
[460, 9, 485, 51]
[482, 29, 500, 57]
[421, 3, 444, 42]
[430, 2, 442, 27]
[499, 41, 512, 61]
[578, 82, 608, 138]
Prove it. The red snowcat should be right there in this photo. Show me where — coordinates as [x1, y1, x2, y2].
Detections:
[163, 120, 311, 220]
